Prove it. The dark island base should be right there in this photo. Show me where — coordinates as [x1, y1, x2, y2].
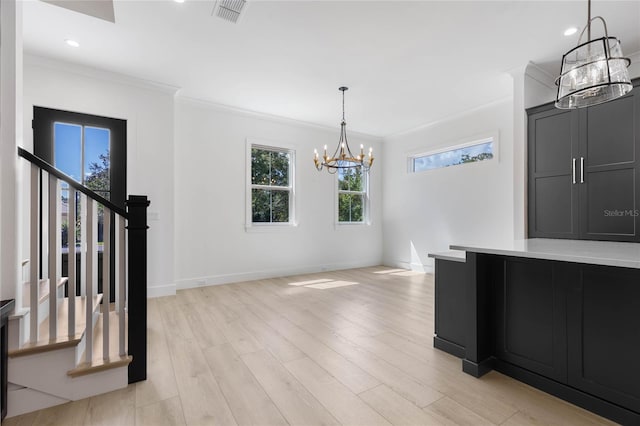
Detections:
[494, 359, 640, 426]
[433, 254, 640, 425]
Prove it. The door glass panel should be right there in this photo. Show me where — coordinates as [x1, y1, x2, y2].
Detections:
[84, 126, 110, 196]
[54, 122, 82, 182]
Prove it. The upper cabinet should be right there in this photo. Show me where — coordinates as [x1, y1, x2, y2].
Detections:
[528, 79, 640, 242]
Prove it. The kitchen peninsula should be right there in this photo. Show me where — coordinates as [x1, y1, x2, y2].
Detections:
[430, 238, 640, 425]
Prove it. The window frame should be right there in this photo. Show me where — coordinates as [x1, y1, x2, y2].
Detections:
[407, 131, 499, 175]
[335, 165, 370, 226]
[245, 139, 297, 230]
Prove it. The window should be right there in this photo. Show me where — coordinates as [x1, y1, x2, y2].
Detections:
[33, 107, 126, 208]
[54, 122, 111, 199]
[34, 107, 126, 251]
[249, 144, 295, 225]
[338, 163, 368, 223]
[410, 137, 495, 173]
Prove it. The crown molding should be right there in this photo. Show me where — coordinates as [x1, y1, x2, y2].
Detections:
[175, 94, 382, 142]
[525, 61, 556, 91]
[24, 53, 180, 95]
[384, 96, 512, 140]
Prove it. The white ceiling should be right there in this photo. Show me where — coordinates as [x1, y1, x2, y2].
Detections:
[23, 0, 640, 137]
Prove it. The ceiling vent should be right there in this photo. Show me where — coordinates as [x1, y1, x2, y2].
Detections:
[212, 0, 247, 24]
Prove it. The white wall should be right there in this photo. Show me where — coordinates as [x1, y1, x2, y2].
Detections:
[0, 0, 24, 304]
[22, 55, 176, 298]
[173, 98, 383, 289]
[381, 99, 514, 272]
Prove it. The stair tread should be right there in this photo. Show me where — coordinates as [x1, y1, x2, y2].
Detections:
[67, 355, 132, 377]
[69, 309, 130, 377]
[9, 294, 103, 357]
[22, 277, 68, 308]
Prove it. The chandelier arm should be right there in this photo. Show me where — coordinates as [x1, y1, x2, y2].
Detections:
[577, 16, 610, 45]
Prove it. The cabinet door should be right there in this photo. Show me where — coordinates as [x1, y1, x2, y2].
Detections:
[495, 258, 567, 382]
[567, 265, 640, 412]
[528, 108, 580, 238]
[434, 259, 467, 353]
[579, 91, 640, 241]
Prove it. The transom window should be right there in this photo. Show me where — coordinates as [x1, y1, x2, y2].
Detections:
[250, 145, 295, 224]
[338, 163, 368, 223]
[410, 137, 495, 173]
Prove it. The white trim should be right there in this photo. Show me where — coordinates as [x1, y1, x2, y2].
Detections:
[245, 138, 297, 230]
[175, 258, 382, 290]
[406, 129, 500, 175]
[626, 50, 640, 64]
[24, 54, 180, 95]
[387, 260, 434, 274]
[385, 97, 512, 139]
[147, 283, 176, 298]
[525, 61, 557, 91]
[176, 95, 381, 142]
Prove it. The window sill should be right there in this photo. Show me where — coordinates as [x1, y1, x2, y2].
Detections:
[335, 221, 370, 229]
[245, 222, 299, 233]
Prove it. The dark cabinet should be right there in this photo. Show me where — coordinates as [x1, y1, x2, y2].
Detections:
[567, 265, 640, 413]
[493, 257, 640, 421]
[495, 258, 567, 382]
[433, 258, 468, 358]
[528, 80, 640, 242]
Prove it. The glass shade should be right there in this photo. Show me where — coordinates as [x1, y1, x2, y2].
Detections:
[556, 37, 632, 109]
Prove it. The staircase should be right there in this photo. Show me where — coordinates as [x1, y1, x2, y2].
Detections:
[3, 149, 149, 418]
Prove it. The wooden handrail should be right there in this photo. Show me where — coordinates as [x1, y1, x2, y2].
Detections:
[18, 147, 128, 218]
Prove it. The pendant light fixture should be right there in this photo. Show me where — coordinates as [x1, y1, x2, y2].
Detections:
[313, 87, 374, 174]
[555, 0, 632, 109]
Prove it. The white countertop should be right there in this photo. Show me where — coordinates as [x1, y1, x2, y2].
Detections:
[427, 250, 467, 263]
[450, 238, 640, 269]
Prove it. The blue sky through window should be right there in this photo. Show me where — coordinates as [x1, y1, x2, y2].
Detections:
[54, 122, 82, 182]
[53, 122, 110, 184]
[413, 140, 494, 173]
[84, 126, 110, 180]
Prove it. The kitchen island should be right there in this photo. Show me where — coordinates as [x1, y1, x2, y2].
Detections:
[431, 239, 640, 425]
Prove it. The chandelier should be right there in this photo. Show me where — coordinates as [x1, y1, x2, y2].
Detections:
[555, 0, 632, 109]
[314, 87, 374, 173]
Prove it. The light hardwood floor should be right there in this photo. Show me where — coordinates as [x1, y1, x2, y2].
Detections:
[4, 267, 617, 426]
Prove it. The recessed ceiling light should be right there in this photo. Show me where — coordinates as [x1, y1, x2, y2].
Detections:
[564, 27, 578, 36]
[174, 0, 185, 3]
[65, 39, 80, 48]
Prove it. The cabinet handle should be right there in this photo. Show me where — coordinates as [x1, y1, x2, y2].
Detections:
[572, 158, 576, 184]
[580, 157, 584, 183]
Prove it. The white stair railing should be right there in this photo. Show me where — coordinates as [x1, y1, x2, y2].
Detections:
[48, 174, 60, 340]
[85, 198, 96, 363]
[68, 189, 77, 338]
[19, 148, 130, 369]
[29, 165, 39, 344]
[102, 209, 110, 360]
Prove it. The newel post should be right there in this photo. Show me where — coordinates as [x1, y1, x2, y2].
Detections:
[126, 195, 149, 383]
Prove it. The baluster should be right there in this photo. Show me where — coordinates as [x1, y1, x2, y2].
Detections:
[80, 193, 87, 297]
[29, 165, 40, 343]
[85, 199, 96, 363]
[68, 189, 77, 338]
[48, 175, 60, 340]
[41, 172, 49, 283]
[102, 208, 111, 360]
[117, 215, 126, 356]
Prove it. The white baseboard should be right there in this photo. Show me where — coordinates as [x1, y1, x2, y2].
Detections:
[147, 283, 176, 298]
[175, 259, 382, 291]
[383, 260, 434, 274]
